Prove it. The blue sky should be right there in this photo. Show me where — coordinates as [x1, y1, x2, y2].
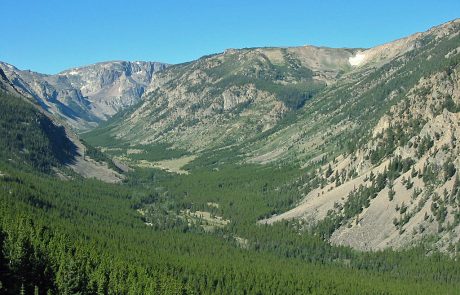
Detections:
[1, 0, 459, 74]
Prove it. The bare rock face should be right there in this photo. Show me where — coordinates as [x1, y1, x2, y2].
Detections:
[347, 19, 460, 69]
[0, 73, 124, 183]
[0, 61, 168, 129]
[257, 19, 460, 253]
[0, 67, 21, 94]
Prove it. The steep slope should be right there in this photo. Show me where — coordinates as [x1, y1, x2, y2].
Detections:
[88, 19, 459, 156]
[0, 61, 168, 129]
[0, 75, 123, 182]
[259, 19, 460, 252]
[248, 19, 460, 164]
[86, 46, 356, 152]
[0, 68, 18, 93]
[82, 18, 460, 251]
[0, 90, 77, 173]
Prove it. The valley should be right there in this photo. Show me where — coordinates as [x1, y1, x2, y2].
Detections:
[0, 17, 460, 295]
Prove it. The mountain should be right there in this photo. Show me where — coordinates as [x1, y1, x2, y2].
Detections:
[84, 46, 357, 151]
[84, 19, 460, 252]
[255, 19, 460, 251]
[0, 61, 168, 129]
[0, 71, 124, 182]
[86, 19, 459, 154]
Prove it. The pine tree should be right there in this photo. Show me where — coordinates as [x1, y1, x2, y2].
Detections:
[325, 164, 333, 178]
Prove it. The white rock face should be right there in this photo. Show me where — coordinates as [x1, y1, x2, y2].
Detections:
[348, 52, 367, 66]
[348, 19, 460, 69]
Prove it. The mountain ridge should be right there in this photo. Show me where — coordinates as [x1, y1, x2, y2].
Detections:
[0, 60, 169, 130]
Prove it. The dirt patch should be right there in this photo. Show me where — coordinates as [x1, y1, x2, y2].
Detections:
[234, 236, 249, 249]
[259, 159, 390, 225]
[127, 149, 144, 155]
[207, 202, 220, 208]
[151, 155, 196, 174]
[248, 147, 287, 164]
[71, 155, 124, 183]
[181, 209, 230, 232]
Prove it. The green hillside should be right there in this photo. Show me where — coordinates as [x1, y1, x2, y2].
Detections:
[0, 92, 77, 173]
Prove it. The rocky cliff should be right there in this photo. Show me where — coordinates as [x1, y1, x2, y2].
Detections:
[0, 61, 168, 129]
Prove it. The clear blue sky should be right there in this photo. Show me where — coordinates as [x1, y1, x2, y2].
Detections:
[1, 0, 459, 74]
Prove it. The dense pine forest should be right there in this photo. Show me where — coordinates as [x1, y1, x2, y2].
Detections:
[0, 93, 77, 173]
[1, 161, 460, 294]
[0, 92, 459, 294]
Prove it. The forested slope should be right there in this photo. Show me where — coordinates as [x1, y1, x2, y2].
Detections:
[0, 91, 77, 173]
[1, 165, 460, 294]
